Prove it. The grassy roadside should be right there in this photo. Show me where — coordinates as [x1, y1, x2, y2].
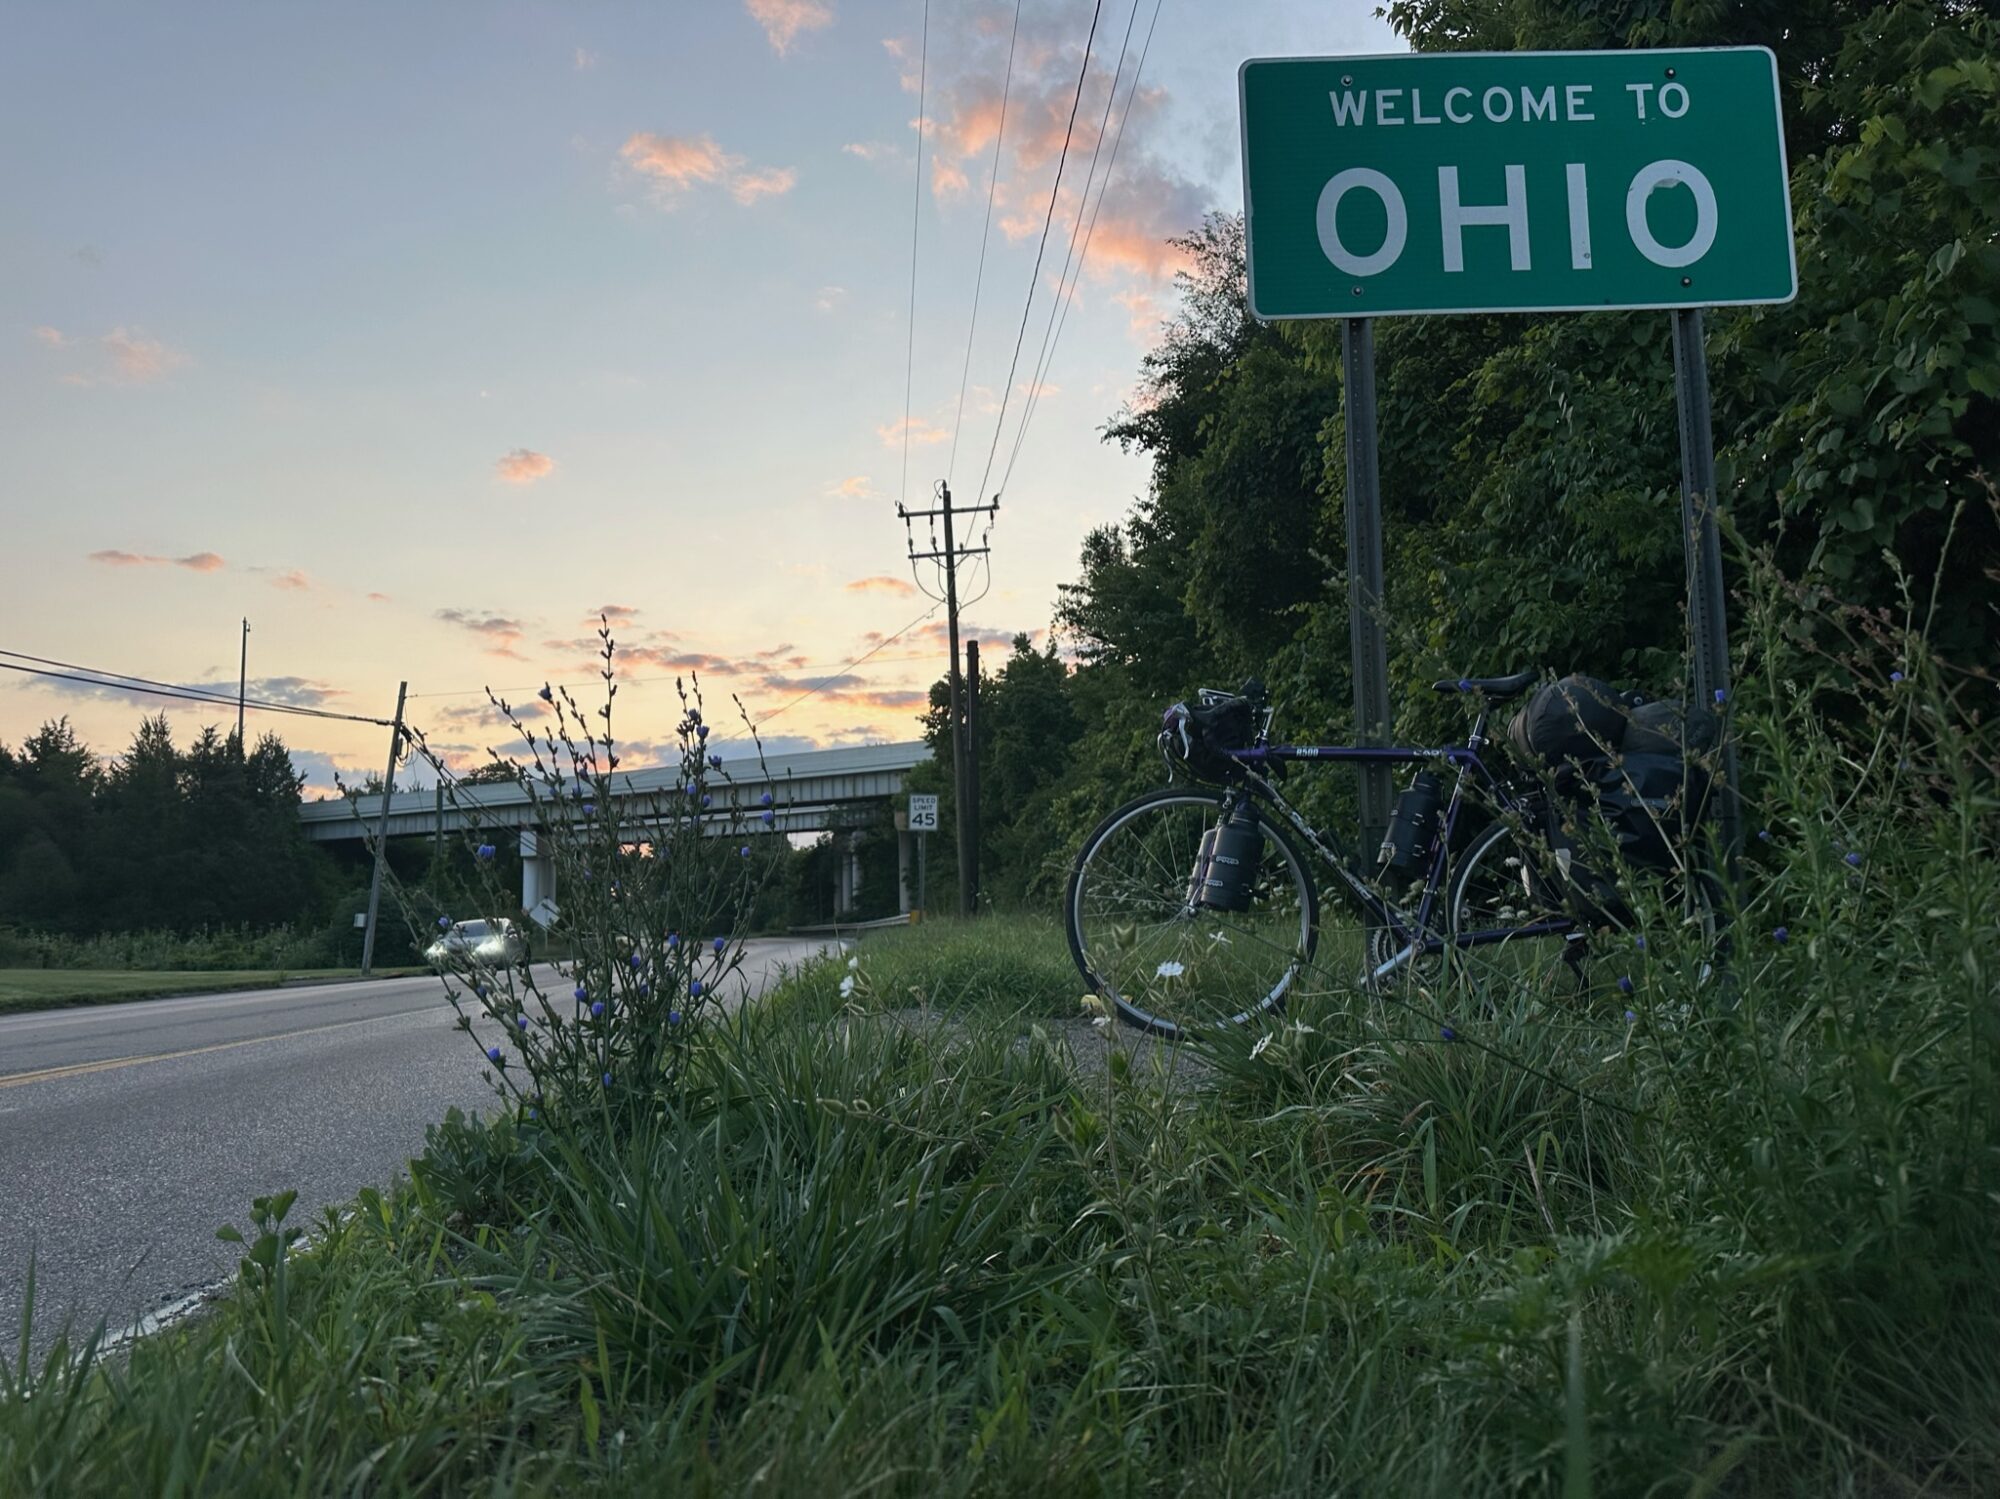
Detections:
[5, 891, 1995, 1494]
[3, 610, 1994, 1493]
[0, 967, 431, 1015]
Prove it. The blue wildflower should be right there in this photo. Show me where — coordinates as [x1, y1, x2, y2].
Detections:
[1844, 851, 1862, 867]
[1618, 975, 1634, 995]
[709, 754, 723, 770]
[437, 916, 452, 930]
[583, 802, 595, 815]
[668, 1009, 682, 1025]
[761, 810, 775, 826]
[739, 845, 750, 857]
[602, 1072, 613, 1087]
[1890, 670, 1904, 684]
[697, 724, 709, 739]
[1634, 935, 1646, 952]
[538, 683, 553, 703]
[1439, 1025, 1457, 1042]
[712, 936, 726, 954]
[1773, 926, 1790, 945]
[591, 1000, 605, 1018]
[1758, 828, 1772, 842]
[638, 982, 650, 997]
[701, 793, 712, 807]
[476, 843, 496, 861]
[684, 783, 697, 797]
[574, 985, 588, 1002]
[516, 1015, 528, 1031]
[667, 932, 680, 950]
[690, 979, 704, 998]
[760, 791, 773, 806]
[1713, 688, 1727, 705]
[486, 1046, 503, 1063]
[1624, 1009, 1637, 1025]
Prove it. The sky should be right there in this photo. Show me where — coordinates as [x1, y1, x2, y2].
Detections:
[1, 1, 1399, 795]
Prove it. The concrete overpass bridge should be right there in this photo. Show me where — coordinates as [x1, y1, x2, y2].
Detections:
[299, 741, 933, 922]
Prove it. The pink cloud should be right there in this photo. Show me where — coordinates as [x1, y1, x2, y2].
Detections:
[826, 475, 876, 499]
[87, 548, 227, 572]
[619, 132, 796, 208]
[436, 607, 528, 660]
[898, 16, 1206, 293]
[270, 569, 311, 591]
[876, 415, 948, 448]
[101, 326, 186, 381]
[496, 448, 555, 484]
[745, 0, 832, 56]
[32, 326, 65, 347]
[728, 165, 797, 204]
[621, 131, 734, 188]
[846, 575, 918, 597]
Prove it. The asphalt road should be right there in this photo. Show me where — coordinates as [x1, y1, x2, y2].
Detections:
[0, 937, 835, 1355]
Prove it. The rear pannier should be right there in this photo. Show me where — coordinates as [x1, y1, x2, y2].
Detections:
[1507, 675, 1630, 768]
[1506, 674, 1719, 889]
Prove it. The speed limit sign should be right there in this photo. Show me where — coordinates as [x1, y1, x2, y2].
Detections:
[907, 794, 939, 831]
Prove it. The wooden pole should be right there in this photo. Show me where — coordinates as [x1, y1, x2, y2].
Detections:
[359, 681, 407, 977]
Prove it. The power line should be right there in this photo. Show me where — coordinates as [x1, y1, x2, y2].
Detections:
[1002, 0, 1164, 508]
[753, 601, 943, 727]
[899, 0, 932, 515]
[0, 654, 392, 727]
[972, 0, 1106, 513]
[945, 0, 1023, 493]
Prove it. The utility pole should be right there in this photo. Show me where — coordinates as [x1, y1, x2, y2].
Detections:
[360, 680, 407, 977]
[898, 481, 996, 919]
[236, 617, 249, 751]
[964, 638, 981, 912]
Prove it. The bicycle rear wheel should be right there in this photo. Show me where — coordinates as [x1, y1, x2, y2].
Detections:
[1065, 788, 1335, 1038]
[1446, 820, 1587, 1001]
[1447, 820, 1722, 1002]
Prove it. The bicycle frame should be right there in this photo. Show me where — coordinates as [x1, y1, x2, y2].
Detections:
[1216, 711, 1578, 984]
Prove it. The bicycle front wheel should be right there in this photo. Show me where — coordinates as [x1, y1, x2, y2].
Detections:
[1065, 788, 1323, 1038]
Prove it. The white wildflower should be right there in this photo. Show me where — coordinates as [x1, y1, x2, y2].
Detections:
[1249, 1032, 1273, 1061]
[1155, 959, 1185, 979]
[838, 975, 856, 998]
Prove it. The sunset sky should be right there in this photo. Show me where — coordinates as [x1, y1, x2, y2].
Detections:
[2, 1, 1398, 793]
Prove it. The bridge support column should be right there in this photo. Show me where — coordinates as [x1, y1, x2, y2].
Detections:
[521, 829, 558, 927]
[896, 830, 913, 915]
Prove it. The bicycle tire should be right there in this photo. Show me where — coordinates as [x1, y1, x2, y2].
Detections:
[1065, 787, 1322, 1038]
[1447, 820, 1723, 999]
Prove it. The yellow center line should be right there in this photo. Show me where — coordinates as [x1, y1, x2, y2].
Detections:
[0, 1010, 440, 1090]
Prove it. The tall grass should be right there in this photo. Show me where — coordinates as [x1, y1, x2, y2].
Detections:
[3, 551, 1994, 1495]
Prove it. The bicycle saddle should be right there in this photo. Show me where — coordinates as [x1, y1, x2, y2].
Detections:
[1432, 669, 1537, 701]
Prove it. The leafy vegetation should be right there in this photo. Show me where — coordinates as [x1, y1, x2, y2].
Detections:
[0, 718, 336, 943]
[4, 575, 1992, 1492]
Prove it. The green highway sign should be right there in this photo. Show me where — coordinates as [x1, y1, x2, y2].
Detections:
[1239, 48, 1797, 318]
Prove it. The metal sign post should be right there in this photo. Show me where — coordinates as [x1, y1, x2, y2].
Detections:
[1341, 317, 1394, 855]
[907, 793, 938, 918]
[1672, 308, 1741, 862]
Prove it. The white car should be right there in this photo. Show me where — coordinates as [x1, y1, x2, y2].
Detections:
[424, 918, 528, 974]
